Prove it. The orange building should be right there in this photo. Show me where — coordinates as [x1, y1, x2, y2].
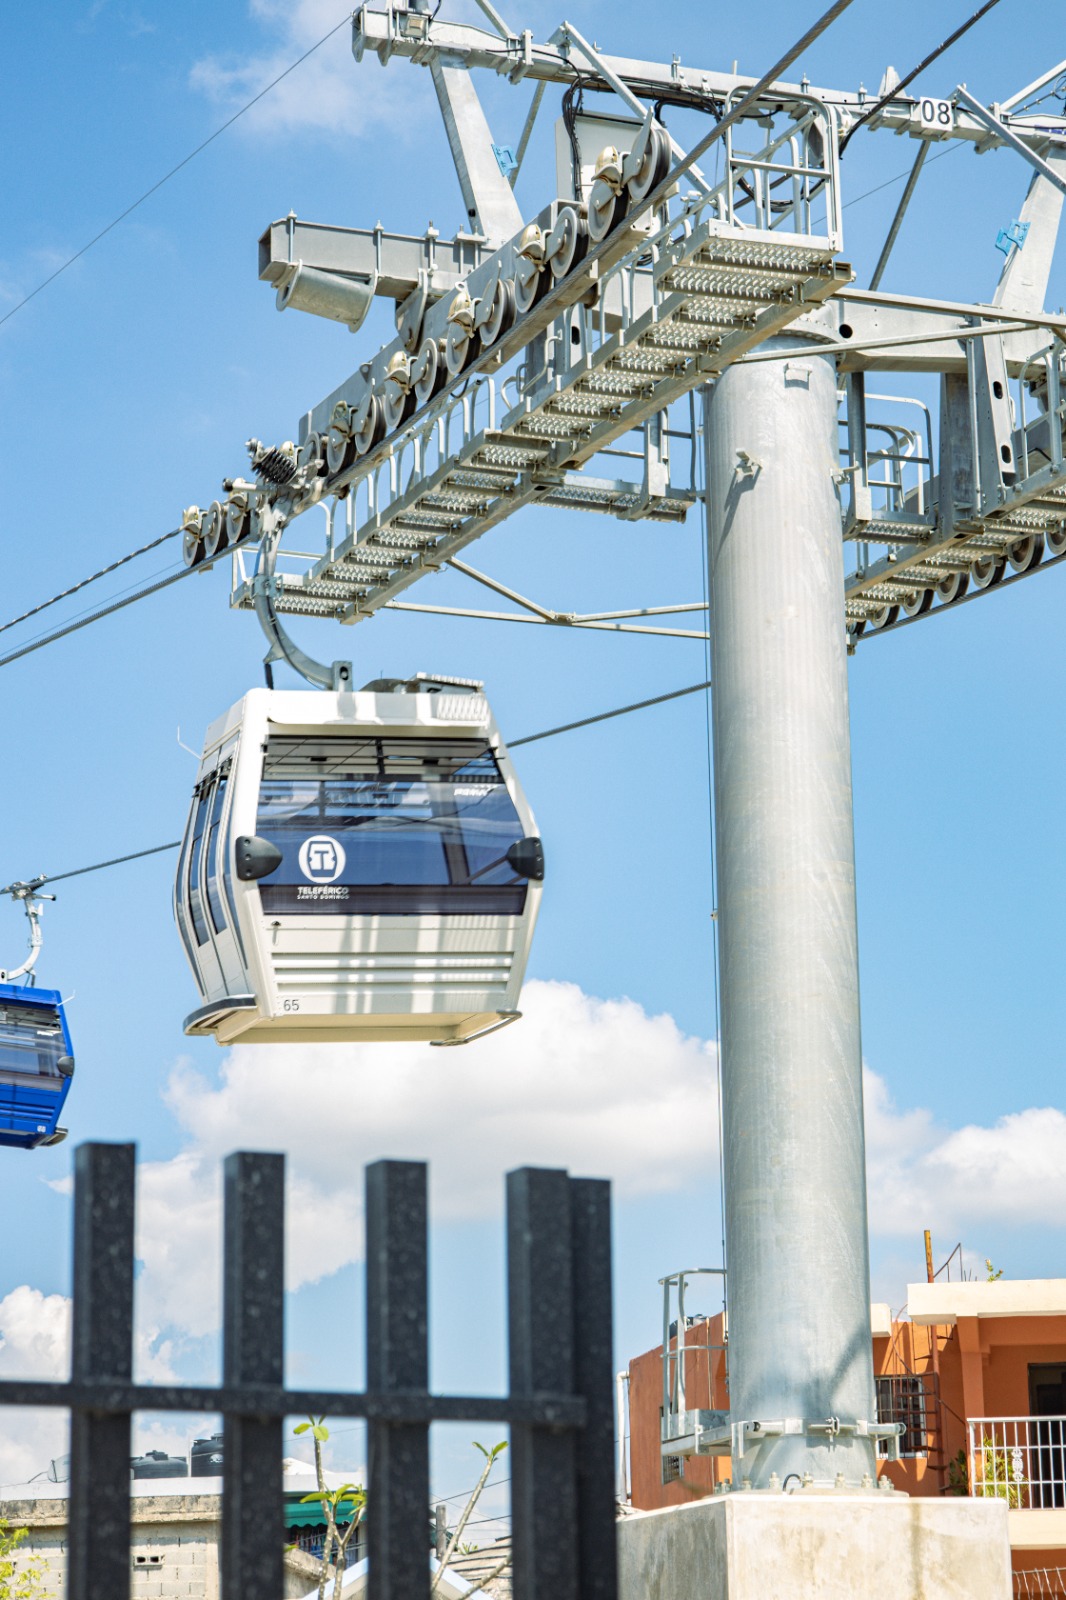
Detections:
[626, 1279, 1066, 1597]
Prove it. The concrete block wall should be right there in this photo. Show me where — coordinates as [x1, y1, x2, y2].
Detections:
[0, 1493, 222, 1600]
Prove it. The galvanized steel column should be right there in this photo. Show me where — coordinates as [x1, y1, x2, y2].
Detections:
[705, 340, 877, 1486]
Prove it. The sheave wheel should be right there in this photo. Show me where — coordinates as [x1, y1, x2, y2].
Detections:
[627, 125, 671, 205]
[326, 417, 355, 475]
[479, 278, 517, 351]
[867, 603, 899, 630]
[182, 525, 204, 568]
[225, 497, 250, 545]
[971, 553, 1006, 590]
[936, 570, 969, 605]
[1007, 533, 1044, 573]
[586, 177, 628, 243]
[549, 206, 589, 280]
[412, 337, 447, 407]
[202, 501, 229, 560]
[445, 320, 475, 378]
[352, 393, 386, 457]
[901, 586, 934, 618]
[514, 258, 548, 315]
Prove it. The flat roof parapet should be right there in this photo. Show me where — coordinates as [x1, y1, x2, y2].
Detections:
[908, 1278, 1066, 1325]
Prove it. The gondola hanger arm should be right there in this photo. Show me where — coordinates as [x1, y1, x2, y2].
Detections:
[251, 508, 353, 692]
[0, 882, 54, 985]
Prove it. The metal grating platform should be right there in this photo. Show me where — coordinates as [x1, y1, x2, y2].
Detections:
[845, 406, 1066, 632]
[233, 219, 847, 625]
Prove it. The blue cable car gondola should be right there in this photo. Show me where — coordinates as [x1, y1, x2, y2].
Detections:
[0, 981, 74, 1150]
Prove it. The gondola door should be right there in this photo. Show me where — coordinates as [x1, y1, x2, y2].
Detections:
[178, 764, 225, 998]
[176, 740, 246, 1002]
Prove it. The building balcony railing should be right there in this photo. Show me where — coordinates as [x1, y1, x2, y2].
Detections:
[1014, 1567, 1066, 1599]
[968, 1417, 1066, 1510]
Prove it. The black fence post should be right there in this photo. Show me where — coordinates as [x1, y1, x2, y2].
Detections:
[68, 1141, 135, 1600]
[0, 1147, 615, 1598]
[508, 1167, 580, 1600]
[366, 1159, 430, 1600]
[570, 1177, 618, 1600]
[220, 1151, 285, 1600]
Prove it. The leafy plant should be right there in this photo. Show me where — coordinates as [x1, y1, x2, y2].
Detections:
[977, 1437, 1026, 1509]
[431, 1441, 509, 1598]
[0, 1521, 48, 1600]
[985, 1260, 1003, 1283]
[946, 1447, 969, 1496]
[290, 1425, 510, 1598]
[292, 1418, 366, 1600]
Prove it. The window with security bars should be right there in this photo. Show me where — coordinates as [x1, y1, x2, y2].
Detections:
[876, 1373, 935, 1458]
[659, 1407, 683, 1484]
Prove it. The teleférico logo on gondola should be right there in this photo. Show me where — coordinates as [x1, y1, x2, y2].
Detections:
[297, 835, 346, 883]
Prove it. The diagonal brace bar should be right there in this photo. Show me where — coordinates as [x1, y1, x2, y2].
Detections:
[446, 557, 559, 619]
[955, 85, 1066, 198]
[869, 142, 929, 291]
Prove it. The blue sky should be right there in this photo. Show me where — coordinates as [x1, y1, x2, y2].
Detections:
[0, 0, 1063, 1509]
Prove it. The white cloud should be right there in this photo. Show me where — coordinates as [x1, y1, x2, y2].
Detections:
[0, 1288, 70, 1487]
[129, 979, 717, 1340]
[121, 992, 1066, 1348]
[188, 0, 422, 140]
[0, 1287, 70, 1382]
[0, 1285, 211, 1485]
[7, 984, 1065, 1436]
[864, 1069, 1066, 1238]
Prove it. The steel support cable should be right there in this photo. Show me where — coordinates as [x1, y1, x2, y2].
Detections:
[0, 842, 182, 900]
[0, 12, 353, 332]
[842, 140, 959, 210]
[2, 678, 713, 892]
[0, 541, 237, 672]
[838, 0, 1005, 156]
[0, 529, 182, 637]
[508, 679, 712, 747]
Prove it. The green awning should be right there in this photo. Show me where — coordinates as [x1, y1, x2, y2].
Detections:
[285, 1500, 360, 1530]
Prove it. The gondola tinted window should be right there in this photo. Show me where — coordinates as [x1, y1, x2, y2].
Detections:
[206, 771, 229, 936]
[0, 1001, 65, 1080]
[256, 736, 528, 915]
[188, 783, 213, 946]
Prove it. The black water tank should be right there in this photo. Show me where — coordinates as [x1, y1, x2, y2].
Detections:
[131, 1451, 189, 1480]
[190, 1434, 224, 1476]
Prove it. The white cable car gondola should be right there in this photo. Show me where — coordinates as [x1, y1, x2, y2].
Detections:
[175, 676, 543, 1046]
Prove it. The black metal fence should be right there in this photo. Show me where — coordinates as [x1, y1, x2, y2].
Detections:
[0, 1142, 618, 1600]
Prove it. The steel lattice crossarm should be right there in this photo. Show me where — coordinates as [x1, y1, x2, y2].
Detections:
[172, 5, 1066, 665]
[837, 299, 1066, 635]
[171, 10, 850, 669]
[232, 214, 846, 625]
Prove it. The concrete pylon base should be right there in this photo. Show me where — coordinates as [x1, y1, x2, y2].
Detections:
[617, 1492, 1011, 1600]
